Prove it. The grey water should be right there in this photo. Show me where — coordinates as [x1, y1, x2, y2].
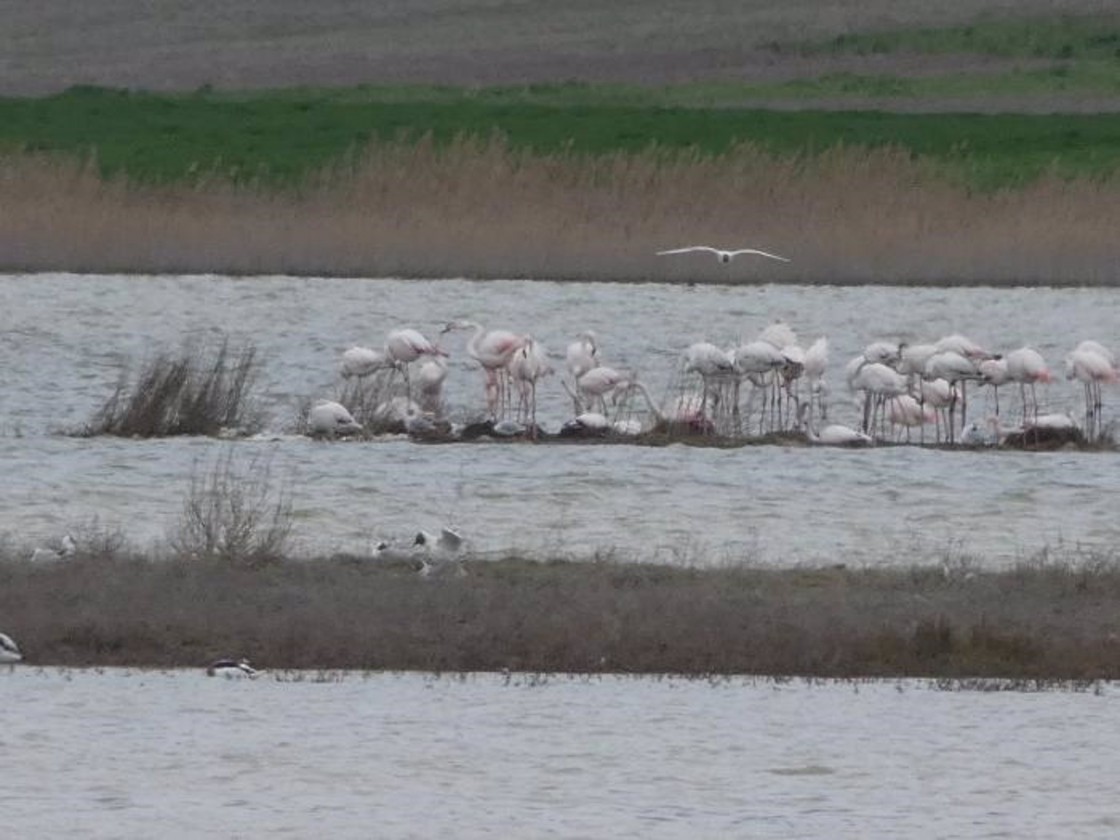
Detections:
[4, 668, 1118, 839]
[2, 273, 1118, 564]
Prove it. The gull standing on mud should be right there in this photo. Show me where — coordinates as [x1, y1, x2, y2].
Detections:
[657, 246, 790, 264]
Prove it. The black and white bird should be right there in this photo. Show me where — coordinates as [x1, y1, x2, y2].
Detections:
[414, 527, 464, 557]
[206, 658, 262, 679]
[413, 527, 467, 578]
[29, 533, 77, 562]
[657, 245, 790, 264]
[0, 632, 22, 664]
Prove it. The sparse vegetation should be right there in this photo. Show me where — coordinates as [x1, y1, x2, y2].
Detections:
[168, 448, 294, 567]
[80, 336, 264, 437]
[3, 539, 1120, 678]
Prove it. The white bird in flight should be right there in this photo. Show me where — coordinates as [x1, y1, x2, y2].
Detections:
[657, 246, 790, 264]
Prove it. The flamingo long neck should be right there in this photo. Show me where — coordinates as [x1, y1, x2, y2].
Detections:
[462, 322, 487, 361]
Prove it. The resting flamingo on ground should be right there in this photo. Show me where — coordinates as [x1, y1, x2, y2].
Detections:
[797, 404, 872, 446]
[308, 400, 363, 438]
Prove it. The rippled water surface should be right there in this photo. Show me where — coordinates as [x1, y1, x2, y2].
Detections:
[4, 669, 1118, 839]
[3, 273, 1118, 563]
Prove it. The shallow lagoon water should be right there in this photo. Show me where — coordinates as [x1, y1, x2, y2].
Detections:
[4, 668, 1118, 839]
[2, 273, 1118, 564]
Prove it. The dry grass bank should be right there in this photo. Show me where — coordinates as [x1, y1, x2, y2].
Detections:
[3, 548, 1120, 678]
[3, 142, 1119, 284]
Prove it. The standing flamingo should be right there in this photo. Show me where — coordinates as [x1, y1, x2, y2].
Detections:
[385, 328, 447, 396]
[851, 361, 907, 438]
[415, 356, 448, 416]
[978, 357, 1010, 418]
[733, 339, 789, 433]
[803, 337, 829, 422]
[1065, 343, 1118, 441]
[576, 366, 631, 414]
[1005, 347, 1053, 423]
[508, 338, 553, 430]
[339, 346, 394, 380]
[683, 342, 735, 422]
[442, 320, 529, 419]
[566, 332, 600, 380]
[924, 350, 981, 442]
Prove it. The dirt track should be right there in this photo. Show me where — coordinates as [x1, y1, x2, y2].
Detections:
[2, 0, 1112, 102]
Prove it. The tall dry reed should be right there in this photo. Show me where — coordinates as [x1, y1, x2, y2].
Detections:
[2, 141, 1119, 284]
[79, 336, 263, 437]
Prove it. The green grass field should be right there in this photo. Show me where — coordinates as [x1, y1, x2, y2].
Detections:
[5, 85, 1120, 189]
[796, 13, 1120, 60]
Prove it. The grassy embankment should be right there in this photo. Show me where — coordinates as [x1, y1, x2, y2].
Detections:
[3, 545, 1120, 680]
[3, 14, 1120, 283]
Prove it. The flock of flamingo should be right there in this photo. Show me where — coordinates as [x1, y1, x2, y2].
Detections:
[306, 318, 1118, 448]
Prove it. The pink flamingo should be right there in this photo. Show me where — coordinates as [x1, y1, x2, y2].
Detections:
[978, 357, 1010, 417]
[339, 346, 393, 380]
[566, 332, 600, 381]
[576, 366, 631, 414]
[442, 320, 529, 418]
[683, 342, 735, 422]
[803, 337, 829, 422]
[1005, 347, 1053, 423]
[385, 329, 447, 395]
[924, 350, 981, 443]
[507, 338, 553, 429]
[1065, 343, 1118, 441]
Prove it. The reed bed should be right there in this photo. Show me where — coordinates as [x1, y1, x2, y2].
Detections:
[3, 139, 1120, 285]
[4, 542, 1120, 678]
[78, 337, 263, 437]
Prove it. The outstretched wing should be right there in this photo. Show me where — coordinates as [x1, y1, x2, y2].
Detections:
[439, 527, 464, 552]
[656, 246, 720, 256]
[728, 248, 790, 262]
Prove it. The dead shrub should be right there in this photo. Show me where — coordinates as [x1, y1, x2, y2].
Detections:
[168, 447, 293, 567]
